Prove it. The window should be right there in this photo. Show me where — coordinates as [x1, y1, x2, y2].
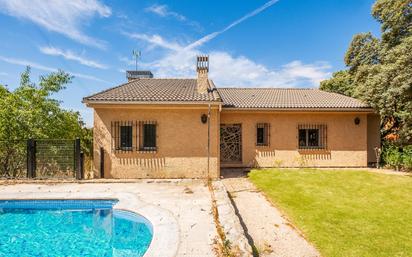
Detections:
[120, 125, 133, 150]
[111, 121, 136, 152]
[256, 123, 270, 146]
[111, 120, 157, 152]
[298, 124, 327, 149]
[139, 121, 157, 151]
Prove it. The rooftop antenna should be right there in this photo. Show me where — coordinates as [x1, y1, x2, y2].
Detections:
[132, 50, 141, 71]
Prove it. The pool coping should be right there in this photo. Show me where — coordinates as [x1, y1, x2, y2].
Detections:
[0, 192, 179, 257]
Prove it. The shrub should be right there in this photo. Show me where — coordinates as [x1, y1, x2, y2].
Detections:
[402, 146, 412, 171]
[382, 143, 412, 171]
[382, 143, 403, 170]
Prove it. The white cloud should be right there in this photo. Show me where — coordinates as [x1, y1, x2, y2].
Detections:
[129, 0, 280, 52]
[0, 0, 111, 48]
[0, 55, 109, 83]
[127, 0, 331, 87]
[144, 4, 202, 31]
[209, 53, 331, 87]
[145, 4, 186, 21]
[147, 47, 331, 87]
[39, 46, 108, 69]
[186, 0, 279, 49]
[0, 55, 56, 72]
[124, 33, 183, 51]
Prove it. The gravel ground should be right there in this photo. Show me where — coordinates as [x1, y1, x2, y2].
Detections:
[223, 177, 320, 257]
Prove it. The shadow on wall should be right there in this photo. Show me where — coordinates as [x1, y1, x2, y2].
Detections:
[298, 150, 332, 160]
[104, 150, 112, 178]
[293, 151, 332, 167]
[252, 150, 332, 168]
[251, 149, 276, 168]
[93, 147, 112, 179]
[255, 149, 276, 158]
[116, 157, 166, 171]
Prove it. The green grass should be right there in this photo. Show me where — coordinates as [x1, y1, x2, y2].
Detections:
[248, 169, 412, 257]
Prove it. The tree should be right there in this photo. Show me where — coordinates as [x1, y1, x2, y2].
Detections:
[344, 33, 381, 72]
[0, 67, 92, 176]
[372, 0, 412, 47]
[319, 70, 354, 97]
[320, 0, 412, 143]
[0, 67, 82, 140]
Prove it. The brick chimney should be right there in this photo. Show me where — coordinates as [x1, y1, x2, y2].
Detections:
[197, 55, 209, 94]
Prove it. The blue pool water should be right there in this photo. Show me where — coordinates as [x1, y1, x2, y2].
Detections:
[0, 200, 153, 257]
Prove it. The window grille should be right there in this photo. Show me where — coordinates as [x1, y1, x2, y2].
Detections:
[111, 121, 136, 153]
[256, 123, 270, 146]
[138, 121, 157, 152]
[111, 120, 158, 153]
[297, 124, 327, 150]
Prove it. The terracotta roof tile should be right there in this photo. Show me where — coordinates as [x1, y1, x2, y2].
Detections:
[218, 88, 370, 109]
[83, 78, 221, 103]
[84, 79, 370, 109]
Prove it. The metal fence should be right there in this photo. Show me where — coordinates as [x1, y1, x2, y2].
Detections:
[0, 139, 83, 179]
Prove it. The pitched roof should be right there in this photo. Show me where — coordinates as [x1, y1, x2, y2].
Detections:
[218, 88, 370, 109]
[84, 79, 370, 110]
[83, 78, 221, 103]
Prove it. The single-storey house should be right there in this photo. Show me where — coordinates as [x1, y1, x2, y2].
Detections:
[83, 56, 380, 179]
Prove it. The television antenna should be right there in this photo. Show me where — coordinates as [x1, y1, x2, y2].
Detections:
[132, 50, 141, 71]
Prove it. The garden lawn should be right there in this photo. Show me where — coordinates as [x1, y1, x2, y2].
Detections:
[248, 169, 412, 257]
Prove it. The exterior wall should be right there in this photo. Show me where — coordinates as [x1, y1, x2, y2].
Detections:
[92, 104, 220, 179]
[91, 103, 378, 178]
[367, 114, 381, 165]
[220, 111, 371, 168]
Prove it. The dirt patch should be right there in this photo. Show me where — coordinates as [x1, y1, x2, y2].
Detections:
[223, 177, 320, 257]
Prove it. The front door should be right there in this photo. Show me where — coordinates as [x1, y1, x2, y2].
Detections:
[220, 124, 242, 163]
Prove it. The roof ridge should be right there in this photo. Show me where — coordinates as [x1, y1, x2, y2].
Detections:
[208, 79, 222, 101]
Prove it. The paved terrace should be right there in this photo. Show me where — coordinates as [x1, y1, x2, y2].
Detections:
[0, 180, 217, 257]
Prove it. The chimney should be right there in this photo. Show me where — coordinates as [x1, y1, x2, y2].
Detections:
[126, 70, 153, 81]
[196, 55, 209, 94]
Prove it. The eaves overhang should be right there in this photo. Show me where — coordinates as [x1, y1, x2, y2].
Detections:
[221, 107, 376, 113]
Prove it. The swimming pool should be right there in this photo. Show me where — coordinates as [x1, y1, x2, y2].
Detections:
[0, 200, 153, 257]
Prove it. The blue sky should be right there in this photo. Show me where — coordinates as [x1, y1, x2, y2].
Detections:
[0, 0, 380, 126]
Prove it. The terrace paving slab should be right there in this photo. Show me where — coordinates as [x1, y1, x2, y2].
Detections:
[223, 177, 320, 257]
[0, 180, 217, 257]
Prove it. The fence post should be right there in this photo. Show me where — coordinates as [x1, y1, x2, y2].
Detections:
[26, 139, 36, 178]
[80, 151, 84, 179]
[75, 138, 81, 180]
[26, 139, 30, 178]
[100, 147, 104, 178]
